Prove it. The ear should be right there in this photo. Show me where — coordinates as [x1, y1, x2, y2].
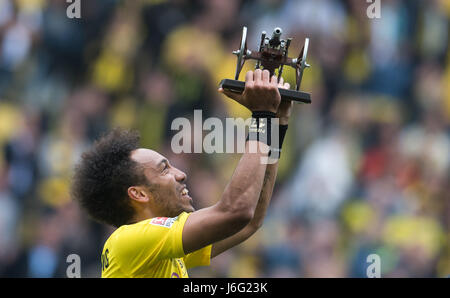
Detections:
[128, 186, 151, 203]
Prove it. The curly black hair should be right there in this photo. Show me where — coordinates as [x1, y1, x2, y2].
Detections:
[71, 128, 147, 227]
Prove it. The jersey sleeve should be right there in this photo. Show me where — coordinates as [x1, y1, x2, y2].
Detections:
[183, 244, 212, 269]
[112, 212, 190, 275]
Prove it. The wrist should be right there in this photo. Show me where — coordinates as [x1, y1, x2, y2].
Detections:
[269, 124, 288, 160]
[246, 111, 277, 148]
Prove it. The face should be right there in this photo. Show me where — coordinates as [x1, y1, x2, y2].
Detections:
[130, 148, 194, 217]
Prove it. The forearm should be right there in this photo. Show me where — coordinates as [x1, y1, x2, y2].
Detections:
[218, 140, 269, 220]
[246, 119, 286, 229]
[211, 162, 278, 258]
[247, 162, 278, 230]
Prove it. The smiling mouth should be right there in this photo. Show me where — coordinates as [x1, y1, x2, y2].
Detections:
[179, 185, 192, 204]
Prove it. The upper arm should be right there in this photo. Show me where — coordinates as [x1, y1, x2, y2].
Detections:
[182, 203, 251, 254]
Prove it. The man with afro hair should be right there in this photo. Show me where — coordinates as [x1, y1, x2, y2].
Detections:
[71, 70, 293, 277]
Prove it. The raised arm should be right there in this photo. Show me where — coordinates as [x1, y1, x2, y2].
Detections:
[210, 81, 292, 258]
[181, 69, 281, 254]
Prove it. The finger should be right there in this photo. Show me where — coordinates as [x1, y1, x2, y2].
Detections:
[245, 71, 254, 84]
[219, 87, 236, 96]
[282, 82, 290, 90]
[254, 69, 262, 84]
[262, 69, 270, 84]
[270, 75, 278, 87]
[278, 76, 284, 86]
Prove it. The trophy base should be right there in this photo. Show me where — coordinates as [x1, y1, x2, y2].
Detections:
[219, 79, 311, 104]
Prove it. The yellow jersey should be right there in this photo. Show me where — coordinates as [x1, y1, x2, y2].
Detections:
[101, 211, 211, 278]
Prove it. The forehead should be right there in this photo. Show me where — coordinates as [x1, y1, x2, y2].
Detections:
[130, 148, 166, 168]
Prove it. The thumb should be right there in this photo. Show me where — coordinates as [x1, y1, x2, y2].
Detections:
[218, 87, 244, 103]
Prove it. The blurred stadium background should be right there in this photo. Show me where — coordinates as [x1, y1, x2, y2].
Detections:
[0, 0, 449, 278]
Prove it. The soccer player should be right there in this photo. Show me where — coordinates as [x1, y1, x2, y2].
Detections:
[71, 69, 293, 277]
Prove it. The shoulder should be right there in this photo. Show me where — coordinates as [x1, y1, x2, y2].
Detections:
[106, 212, 190, 245]
[102, 212, 192, 271]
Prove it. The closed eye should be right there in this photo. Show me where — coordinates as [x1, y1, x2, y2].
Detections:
[156, 158, 171, 175]
[161, 160, 169, 174]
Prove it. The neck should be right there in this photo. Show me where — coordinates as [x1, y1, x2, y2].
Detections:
[130, 206, 155, 224]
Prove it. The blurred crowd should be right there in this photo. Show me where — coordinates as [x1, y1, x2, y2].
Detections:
[0, 0, 449, 277]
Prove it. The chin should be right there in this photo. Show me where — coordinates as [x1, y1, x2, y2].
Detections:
[170, 205, 194, 217]
[182, 204, 195, 213]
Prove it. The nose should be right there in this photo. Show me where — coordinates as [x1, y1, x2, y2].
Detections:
[174, 168, 186, 182]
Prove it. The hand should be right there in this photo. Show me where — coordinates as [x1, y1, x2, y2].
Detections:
[219, 69, 281, 113]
